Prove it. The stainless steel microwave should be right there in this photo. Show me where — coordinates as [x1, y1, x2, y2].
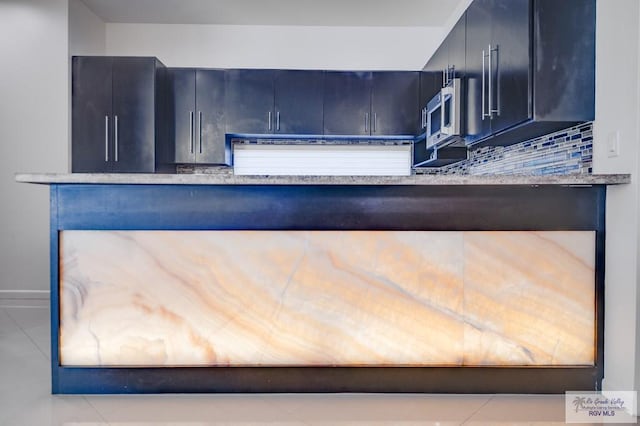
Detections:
[425, 78, 464, 149]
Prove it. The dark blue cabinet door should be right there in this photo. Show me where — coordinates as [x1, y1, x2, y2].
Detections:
[448, 14, 467, 80]
[323, 71, 372, 136]
[274, 70, 324, 135]
[465, 0, 494, 144]
[196, 70, 227, 164]
[111, 57, 157, 173]
[225, 70, 275, 134]
[490, 0, 531, 135]
[423, 41, 447, 89]
[418, 71, 439, 133]
[168, 68, 196, 164]
[371, 72, 419, 136]
[72, 57, 113, 172]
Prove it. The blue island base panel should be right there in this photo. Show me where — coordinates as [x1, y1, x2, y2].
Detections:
[58, 230, 595, 368]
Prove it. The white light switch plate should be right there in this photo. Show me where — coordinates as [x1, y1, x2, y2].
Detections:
[607, 131, 620, 158]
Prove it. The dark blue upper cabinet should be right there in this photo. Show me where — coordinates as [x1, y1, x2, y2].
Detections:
[371, 72, 419, 136]
[72, 56, 167, 173]
[533, 0, 595, 123]
[72, 57, 112, 172]
[169, 69, 228, 165]
[323, 71, 372, 136]
[424, 43, 448, 89]
[421, 14, 467, 135]
[225, 69, 324, 136]
[168, 68, 196, 164]
[488, 0, 530, 136]
[447, 14, 467, 82]
[225, 69, 275, 134]
[465, 0, 499, 144]
[196, 70, 227, 164]
[465, 0, 595, 147]
[274, 70, 324, 135]
[324, 71, 418, 136]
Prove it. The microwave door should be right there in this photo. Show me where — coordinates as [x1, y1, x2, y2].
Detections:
[440, 86, 454, 136]
[426, 103, 442, 149]
[440, 79, 462, 142]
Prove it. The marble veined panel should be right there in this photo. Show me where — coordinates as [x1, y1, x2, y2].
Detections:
[59, 230, 594, 367]
[59, 231, 466, 366]
[463, 231, 595, 365]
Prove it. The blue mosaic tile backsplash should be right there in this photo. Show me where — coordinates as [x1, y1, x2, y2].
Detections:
[419, 123, 593, 175]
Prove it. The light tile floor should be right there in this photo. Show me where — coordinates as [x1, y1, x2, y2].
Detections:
[0, 300, 635, 426]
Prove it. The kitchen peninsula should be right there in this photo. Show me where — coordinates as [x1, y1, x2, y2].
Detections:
[16, 172, 629, 394]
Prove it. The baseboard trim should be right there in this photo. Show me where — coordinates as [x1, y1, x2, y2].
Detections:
[0, 290, 50, 300]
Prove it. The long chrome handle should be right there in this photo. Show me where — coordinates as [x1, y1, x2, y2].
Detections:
[364, 113, 369, 133]
[189, 111, 194, 154]
[276, 111, 280, 131]
[104, 115, 109, 162]
[482, 49, 486, 120]
[491, 45, 500, 117]
[373, 113, 377, 133]
[488, 44, 493, 120]
[198, 111, 203, 154]
[114, 115, 118, 162]
[268, 111, 272, 131]
[442, 68, 446, 88]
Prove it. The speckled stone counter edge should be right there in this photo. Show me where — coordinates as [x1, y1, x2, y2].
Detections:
[15, 172, 631, 186]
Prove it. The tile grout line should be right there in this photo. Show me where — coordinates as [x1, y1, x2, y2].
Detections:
[83, 396, 111, 425]
[459, 394, 495, 425]
[4, 307, 50, 361]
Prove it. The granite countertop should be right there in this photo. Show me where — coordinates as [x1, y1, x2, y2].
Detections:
[15, 172, 631, 186]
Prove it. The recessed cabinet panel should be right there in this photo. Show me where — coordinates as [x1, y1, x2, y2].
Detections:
[274, 70, 324, 135]
[371, 72, 419, 136]
[196, 70, 227, 164]
[323, 71, 372, 136]
[225, 70, 275, 134]
[72, 57, 113, 172]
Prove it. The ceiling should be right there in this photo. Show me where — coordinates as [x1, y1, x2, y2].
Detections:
[80, 0, 466, 27]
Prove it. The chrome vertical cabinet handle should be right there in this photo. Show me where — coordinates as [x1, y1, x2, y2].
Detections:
[276, 111, 280, 131]
[488, 44, 493, 120]
[114, 115, 119, 162]
[364, 112, 369, 133]
[491, 45, 500, 117]
[104, 115, 109, 162]
[198, 111, 203, 154]
[482, 49, 486, 120]
[482, 48, 494, 120]
[189, 111, 194, 154]
[268, 111, 272, 131]
[373, 113, 377, 133]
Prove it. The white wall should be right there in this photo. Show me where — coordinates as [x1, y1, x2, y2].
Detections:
[592, 0, 640, 395]
[0, 0, 69, 298]
[106, 23, 443, 70]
